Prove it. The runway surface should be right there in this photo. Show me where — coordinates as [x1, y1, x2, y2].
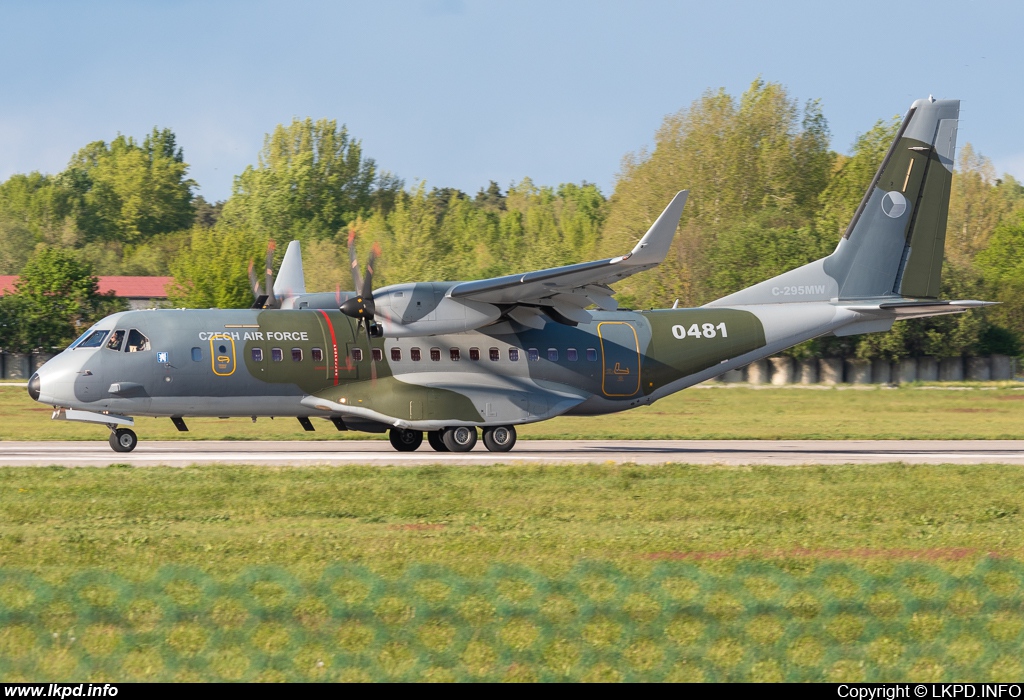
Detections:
[2, 439, 1024, 466]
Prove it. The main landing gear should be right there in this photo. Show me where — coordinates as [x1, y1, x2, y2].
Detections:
[389, 426, 517, 453]
[109, 428, 138, 453]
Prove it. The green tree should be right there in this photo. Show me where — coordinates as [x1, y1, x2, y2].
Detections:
[221, 118, 403, 242]
[0, 247, 123, 352]
[65, 128, 196, 243]
[601, 79, 834, 308]
[946, 145, 1024, 270]
[168, 226, 264, 309]
[815, 117, 901, 240]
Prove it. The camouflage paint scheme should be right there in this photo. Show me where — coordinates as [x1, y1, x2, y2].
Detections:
[28, 97, 992, 447]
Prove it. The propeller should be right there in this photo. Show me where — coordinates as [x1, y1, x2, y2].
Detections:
[340, 230, 383, 337]
[248, 240, 280, 309]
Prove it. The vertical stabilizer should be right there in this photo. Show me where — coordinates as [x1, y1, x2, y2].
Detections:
[707, 97, 959, 307]
[274, 240, 306, 299]
[831, 97, 959, 299]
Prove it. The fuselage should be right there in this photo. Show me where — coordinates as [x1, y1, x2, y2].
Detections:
[31, 305, 770, 431]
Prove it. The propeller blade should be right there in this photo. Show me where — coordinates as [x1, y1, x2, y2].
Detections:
[265, 240, 278, 309]
[363, 242, 380, 299]
[248, 260, 264, 298]
[248, 260, 268, 308]
[347, 227, 363, 293]
[340, 239, 381, 330]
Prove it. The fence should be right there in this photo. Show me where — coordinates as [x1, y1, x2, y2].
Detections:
[719, 355, 1018, 385]
[1, 560, 1022, 682]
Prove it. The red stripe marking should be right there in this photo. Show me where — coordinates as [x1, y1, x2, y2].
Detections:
[318, 310, 340, 386]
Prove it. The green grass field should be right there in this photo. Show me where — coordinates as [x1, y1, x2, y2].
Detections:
[4, 382, 1024, 441]
[1, 462, 1023, 681]
[5, 382, 1024, 681]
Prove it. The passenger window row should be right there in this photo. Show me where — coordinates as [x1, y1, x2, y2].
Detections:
[201, 345, 600, 365]
[346, 346, 599, 363]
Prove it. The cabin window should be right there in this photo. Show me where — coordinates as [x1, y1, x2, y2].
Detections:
[430, 348, 441, 362]
[77, 330, 109, 349]
[106, 330, 125, 351]
[125, 329, 150, 352]
[351, 348, 363, 362]
[372, 348, 383, 362]
[528, 348, 540, 362]
[391, 348, 401, 362]
[311, 348, 323, 362]
[586, 348, 598, 362]
[547, 348, 558, 362]
[567, 348, 578, 362]
[508, 348, 520, 362]
[292, 348, 303, 362]
[251, 348, 263, 362]
[191, 347, 202, 362]
[272, 347, 283, 362]
[411, 347, 421, 362]
[469, 347, 480, 361]
[450, 348, 461, 361]
[489, 347, 500, 361]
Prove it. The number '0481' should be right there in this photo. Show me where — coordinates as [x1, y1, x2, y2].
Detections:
[671, 323, 728, 339]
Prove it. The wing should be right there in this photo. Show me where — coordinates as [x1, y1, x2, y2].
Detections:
[448, 191, 688, 322]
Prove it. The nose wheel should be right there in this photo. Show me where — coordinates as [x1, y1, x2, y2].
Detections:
[109, 428, 138, 453]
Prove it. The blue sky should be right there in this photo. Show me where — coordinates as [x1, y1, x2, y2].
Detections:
[1, 0, 1021, 202]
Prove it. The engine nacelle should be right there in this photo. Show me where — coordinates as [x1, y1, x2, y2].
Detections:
[373, 282, 501, 337]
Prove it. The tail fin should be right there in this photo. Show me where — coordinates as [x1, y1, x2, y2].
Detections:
[273, 240, 306, 300]
[707, 97, 959, 307]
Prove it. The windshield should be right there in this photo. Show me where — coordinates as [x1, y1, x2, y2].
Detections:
[76, 329, 110, 349]
[67, 326, 97, 350]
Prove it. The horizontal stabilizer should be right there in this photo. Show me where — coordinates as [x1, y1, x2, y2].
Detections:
[843, 299, 997, 319]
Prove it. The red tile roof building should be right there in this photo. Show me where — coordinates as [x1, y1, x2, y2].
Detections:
[0, 275, 172, 309]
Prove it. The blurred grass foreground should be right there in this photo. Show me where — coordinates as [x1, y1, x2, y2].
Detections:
[1, 560, 1023, 682]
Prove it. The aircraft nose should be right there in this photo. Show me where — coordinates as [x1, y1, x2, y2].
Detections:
[28, 373, 41, 401]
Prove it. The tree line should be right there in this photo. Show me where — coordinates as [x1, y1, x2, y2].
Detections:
[3, 79, 1024, 359]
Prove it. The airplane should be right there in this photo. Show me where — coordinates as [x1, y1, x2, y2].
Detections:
[27, 97, 992, 453]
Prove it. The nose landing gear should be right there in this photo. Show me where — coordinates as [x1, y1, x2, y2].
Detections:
[109, 428, 138, 453]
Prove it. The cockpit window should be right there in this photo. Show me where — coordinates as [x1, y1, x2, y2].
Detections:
[77, 330, 109, 349]
[125, 329, 150, 352]
[105, 330, 125, 351]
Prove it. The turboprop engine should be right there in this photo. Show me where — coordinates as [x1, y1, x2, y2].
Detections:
[370, 283, 502, 337]
[337, 231, 502, 338]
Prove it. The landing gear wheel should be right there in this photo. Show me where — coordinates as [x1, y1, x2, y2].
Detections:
[389, 428, 423, 452]
[427, 430, 449, 452]
[442, 426, 478, 452]
[109, 428, 138, 453]
[483, 425, 517, 452]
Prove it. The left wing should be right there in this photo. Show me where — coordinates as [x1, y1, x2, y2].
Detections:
[447, 191, 688, 323]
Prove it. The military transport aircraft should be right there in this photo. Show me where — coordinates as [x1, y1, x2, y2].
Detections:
[28, 97, 991, 453]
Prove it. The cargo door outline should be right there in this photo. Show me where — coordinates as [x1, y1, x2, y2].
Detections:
[597, 321, 640, 396]
[209, 334, 236, 376]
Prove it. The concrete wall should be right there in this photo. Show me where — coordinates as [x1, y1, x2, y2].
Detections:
[710, 355, 1019, 386]
[819, 358, 843, 385]
[747, 359, 769, 385]
[797, 359, 818, 384]
[2, 353, 30, 380]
